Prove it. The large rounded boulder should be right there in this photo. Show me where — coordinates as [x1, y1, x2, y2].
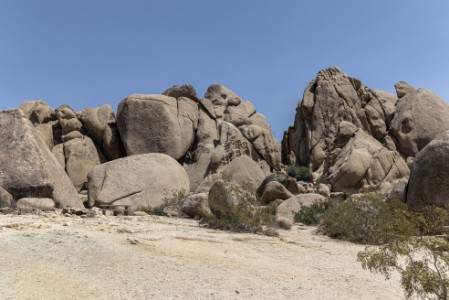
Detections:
[87, 153, 190, 210]
[407, 130, 449, 210]
[117, 94, 198, 160]
[390, 88, 449, 157]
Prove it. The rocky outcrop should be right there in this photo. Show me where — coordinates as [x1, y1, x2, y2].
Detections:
[117, 94, 198, 160]
[0, 109, 83, 209]
[0, 186, 13, 207]
[390, 88, 449, 157]
[64, 136, 103, 192]
[282, 67, 399, 171]
[407, 130, 449, 210]
[280, 67, 446, 195]
[16, 198, 55, 211]
[79, 105, 124, 160]
[221, 155, 265, 188]
[326, 130, 409, 193]
[260, 181, 294, 204]
[87, 153, 190, 210]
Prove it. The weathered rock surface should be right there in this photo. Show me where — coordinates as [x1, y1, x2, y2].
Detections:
[407, 130, 449, 210]
[87, 153, 190, 210]
[64, 136, 103, 192]
[0, 186, 13, 207]
[117, 94, 198, 160]
[181, 193, 211, 218]
[221, 155, 265, 188]
[326, 131, 409, 193]
[19, 100, 55, 125]
[260, 181, 294, 204]
[162, 84, 198, 101]
[257, 173, 300, 197]
[16, 198, 55, 211]
[390, 88, 449, 157]
[79, 105, 124, 160]
[282, 67, 399, 171]
[276, 194, 325, 222]
[394, 81, 416, 98]
[0, 109, 83, 209]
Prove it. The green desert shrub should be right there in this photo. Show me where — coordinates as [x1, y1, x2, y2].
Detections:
[294, 198, 336, 225]
[286, 165, 311, 182]
[358, 205, 449, 300]
[320, 193, 416, 245]
[200, 181, 277, 235]
[314, 174, 329, 186]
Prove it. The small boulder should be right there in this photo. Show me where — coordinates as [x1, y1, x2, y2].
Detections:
[162, 84, 198, 101]
[261, 181, 294, 204]
[257, 173, 300, 197]
[16, 198, 55, 211]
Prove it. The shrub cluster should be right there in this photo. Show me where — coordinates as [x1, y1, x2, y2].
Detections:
[286, 165, 311, 181]
[200, 181, 277, 236]
[294, 198, 336, 225]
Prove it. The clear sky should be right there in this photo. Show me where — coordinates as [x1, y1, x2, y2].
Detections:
[1, 0, 448, 140]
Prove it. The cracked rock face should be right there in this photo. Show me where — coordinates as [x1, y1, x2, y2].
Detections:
[282, 67, 399, 171]
[326, 130, 409, 193]
[0, 109, 83, 209]
[117, 94, 198, 160]
[87, 153, 190, 209]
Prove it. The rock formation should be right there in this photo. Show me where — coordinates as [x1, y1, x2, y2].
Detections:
[282, 67, 449, 195]
[407, 130, 449, 210]
[88, 153, 190, 210]
[0, 109, 83, 209]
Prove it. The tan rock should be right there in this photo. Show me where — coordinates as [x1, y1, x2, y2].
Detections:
[64, 136, 103, 192]
[117, 94, 198, 160]
[0, 109, 83, 209]
[390, 88, 449, 157]
[88, 153, 190, 210]
[16, 198, 55, 211]
[261, 181, 294, 204]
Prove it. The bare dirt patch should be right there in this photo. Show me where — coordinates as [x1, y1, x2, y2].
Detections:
[0, 213, 403, 299]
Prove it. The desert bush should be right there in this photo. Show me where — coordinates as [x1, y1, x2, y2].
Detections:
[314, 174, 329, 186]
[320, 193, 416, 244]
[136, 189, 187, 215]
[200, 181, 277, 235]
[286, 165, 311, 181]
[294, 198, 336, 225]
[358, 205, 449, 300]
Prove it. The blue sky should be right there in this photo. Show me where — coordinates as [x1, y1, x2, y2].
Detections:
[1, 0, 448, 140]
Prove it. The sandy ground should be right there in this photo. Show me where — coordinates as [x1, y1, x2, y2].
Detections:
[0, 213, 404, 300]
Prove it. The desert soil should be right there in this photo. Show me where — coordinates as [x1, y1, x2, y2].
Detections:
[0, 213, 403, 300]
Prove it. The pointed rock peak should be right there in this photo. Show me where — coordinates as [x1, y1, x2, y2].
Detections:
[394, 81, 416, 98]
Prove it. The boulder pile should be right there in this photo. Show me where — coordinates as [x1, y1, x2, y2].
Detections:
[0, 84, 281, 213]
[1, 68, 448, 219]
[282, 67, 449, 209]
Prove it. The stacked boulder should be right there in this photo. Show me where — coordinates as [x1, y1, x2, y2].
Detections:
[116, 84, 281, 195]
[0, 83, 281, 213]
